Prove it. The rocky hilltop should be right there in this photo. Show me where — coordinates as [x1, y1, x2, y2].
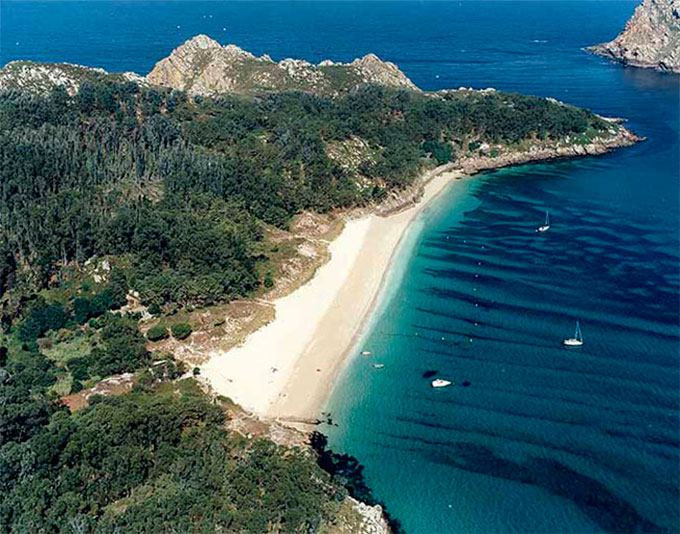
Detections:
[0, 34, 418, 97]
[589, 0, 680, 73]
[0, 60, 144, 95]
[146, 34, 419, 96]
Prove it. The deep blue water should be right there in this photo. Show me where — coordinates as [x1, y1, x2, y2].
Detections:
[2, 2, 678, 532]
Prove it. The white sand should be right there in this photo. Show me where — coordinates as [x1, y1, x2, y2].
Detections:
[202, 217, 372, 415]
[202, 169, 463, 420]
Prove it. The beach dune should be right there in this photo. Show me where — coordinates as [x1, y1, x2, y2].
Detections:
[202, 169, 463, 421]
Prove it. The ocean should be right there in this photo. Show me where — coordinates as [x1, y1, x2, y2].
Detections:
[2, 1, 678, 532]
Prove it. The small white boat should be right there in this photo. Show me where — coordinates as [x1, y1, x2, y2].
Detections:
[563, 320, 584, 347]
[361, 350, 372, 356]
[373, 363, 385, 369]
[537, 210, 550, 233]
[431, 379, 453, 388]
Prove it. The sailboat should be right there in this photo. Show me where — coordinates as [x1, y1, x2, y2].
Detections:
[563, 320, 583, 347]
[537, 210, 550, 232]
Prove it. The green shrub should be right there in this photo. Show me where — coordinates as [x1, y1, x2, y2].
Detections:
[18, 301, 68, 341]
[422, 141, 453, 164]
[85, 315, 150, 377]
[171, 323, 192, 340]
[371, 185, 387, 200]
[68, 356, 91, 381]
[73, 298, 92, 324]
[73, 289, 118, 324]
[147, 325, 169, 342]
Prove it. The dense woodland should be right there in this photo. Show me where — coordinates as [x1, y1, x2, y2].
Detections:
[0, 81, 609, 312]
[0, 79, 612, 531]
[0, 363, 380, 533]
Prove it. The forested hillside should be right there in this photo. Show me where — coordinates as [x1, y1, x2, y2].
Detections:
[0, 360, 383, 533]
[0, 81, 613, 312]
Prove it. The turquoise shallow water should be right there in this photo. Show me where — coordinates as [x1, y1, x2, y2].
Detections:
[2, 1, 678, 532]
[325, 159, 679, 533]
[316, 5, 680, 533]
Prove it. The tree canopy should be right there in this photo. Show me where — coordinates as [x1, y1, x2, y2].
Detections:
[0, 81, 609, 315]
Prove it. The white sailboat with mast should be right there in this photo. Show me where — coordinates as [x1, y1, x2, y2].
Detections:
[563, 320, 583, 347]
[537, 210, 550, 233]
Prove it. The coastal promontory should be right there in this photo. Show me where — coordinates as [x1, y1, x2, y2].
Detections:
[589, 0, 680, 73]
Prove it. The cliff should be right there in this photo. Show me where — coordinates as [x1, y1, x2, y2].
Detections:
[146, 34, 418, 96]
[589, 0, 680, 73]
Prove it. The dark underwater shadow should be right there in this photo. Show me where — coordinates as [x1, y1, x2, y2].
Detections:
[426, 442, 674, 533]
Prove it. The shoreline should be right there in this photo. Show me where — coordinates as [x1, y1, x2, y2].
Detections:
[202, 166, 464, 422]
[201, 129, 639, 424]
[268, 167, 465, 423]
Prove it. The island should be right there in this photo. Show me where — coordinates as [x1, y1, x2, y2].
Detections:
[589, 0, 680, 73]
[0, 35, 640, 532]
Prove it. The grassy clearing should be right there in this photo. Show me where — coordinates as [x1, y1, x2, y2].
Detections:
[42, 330, 96, 363]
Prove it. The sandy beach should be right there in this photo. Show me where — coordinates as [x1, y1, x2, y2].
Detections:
[202, 168, 464, 421]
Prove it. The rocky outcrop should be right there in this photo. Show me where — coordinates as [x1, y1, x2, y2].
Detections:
[0, 60, 145, 95]
[589, 0, 680, 73]
[347, 53, 418, 91]
[366, 124, 642, 218]
[456, 126, 641, 175]
[349, 499, 391, 534]
[215, 397, 392, 533]
[146, 34, 419, 96]
[0, 61, 101, 95]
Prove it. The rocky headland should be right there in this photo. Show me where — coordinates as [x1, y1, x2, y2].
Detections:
[589, 0, 680, 73]
[365, 125, 642, 219]
[0, 34, 417, 97]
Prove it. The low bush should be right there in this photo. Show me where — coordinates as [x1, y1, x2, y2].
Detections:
[171, 323, 192, 340]
[146, 325, 169, 342]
